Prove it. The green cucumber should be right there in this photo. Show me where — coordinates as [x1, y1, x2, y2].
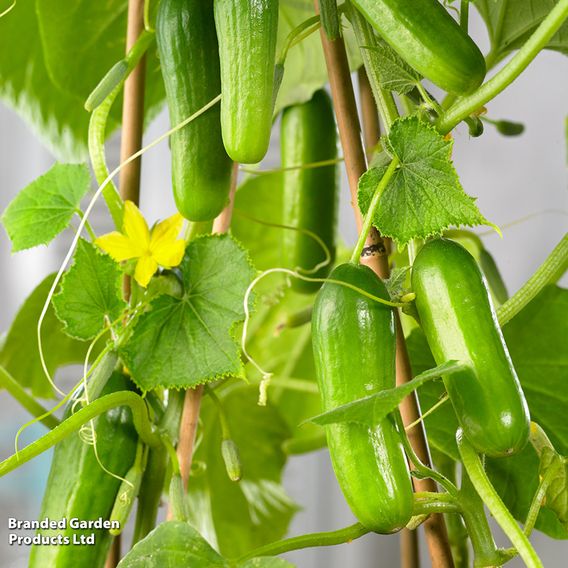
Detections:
[214, 0, 279, 164]
[157, 0, 233, 221]
[29, 372, 139, 568]
[351, 0, 486, 94]
[281, 90, 339, 294]
[411, 238, 530, 457]
[312, 263, 414, 533]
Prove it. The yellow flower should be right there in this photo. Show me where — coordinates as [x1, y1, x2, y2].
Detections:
[96, 201, 185, 287]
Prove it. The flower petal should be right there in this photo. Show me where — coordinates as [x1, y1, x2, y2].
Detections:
[134, 255, 158, 288]
[152, 239, 186, 269]
[123, 201, 150, 248]
[150, 213, 184, 250]
[95, 232, 143, 261]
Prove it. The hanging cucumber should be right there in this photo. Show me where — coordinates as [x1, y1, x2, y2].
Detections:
[411, 238, 530, 457]
[29, 372, 139, 568]
[351, 0, 486, 94]
[214, 0, 279, 164]
[281, 89, 339, 294]
[312, 263, 414, 533]
[157, 0, 233, 221]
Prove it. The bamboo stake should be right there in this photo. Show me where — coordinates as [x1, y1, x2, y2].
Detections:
[315, 3, 453, 567]
[106, 1, 147, 565]
[358, 68, 381, 154]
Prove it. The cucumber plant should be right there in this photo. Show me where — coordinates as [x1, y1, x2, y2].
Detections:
[0, 0, 567, 567]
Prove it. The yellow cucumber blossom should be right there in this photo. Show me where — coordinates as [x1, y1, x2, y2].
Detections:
[96, 200, 185, 287]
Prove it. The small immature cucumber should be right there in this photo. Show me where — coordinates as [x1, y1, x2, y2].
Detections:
[29, 372, 138, 568]
[214, 0, 279, 164]
[157, 0, 233, 221]
[312, 263, 413, 533]
[281, 90, 339, 294]
[351, 0, 486, 94]
[411, 238, 530, 457]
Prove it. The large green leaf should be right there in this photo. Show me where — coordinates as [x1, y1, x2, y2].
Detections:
[0, 274, 92, 398]
[120, 235, 256, 391]
[52, 239, 126, 340]
[2, 163, 91, 252]
[0, 0, 163, 160]
[474, 0, 568, 63]
[358, 117, 491, 246]
[189, 387, 297, 558]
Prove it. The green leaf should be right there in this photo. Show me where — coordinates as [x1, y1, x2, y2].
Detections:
[275, 1, 361, 114]
[52, 239, 126, 340]
[361, 39, 421, 94]
[309, 361, 464, 427]
[0, 0, 164, 160]
[358, 117, 491, 246]
[503, 286, 568, 455]
[117, 521, 226, 568]
[486, 444, 568, 539]
[1, 163, 90, 252]
[189, 387, 297, 558]
[120, 235, 256, 391]
[474, 0, 568, 64]
[0, 274, 93, 398]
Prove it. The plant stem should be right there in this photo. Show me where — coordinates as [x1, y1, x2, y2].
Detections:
[497, 233, 568, 326]
[523, 460, 560, 537]
[350, 156, 400, 264]
[0, 367, 59, 430]
[457, 429, 543, 568]
[0, 391, 161, 477]
[459, 0, 469, 31]
[437, 0, 568, 134]
[236, 523, 370, 562]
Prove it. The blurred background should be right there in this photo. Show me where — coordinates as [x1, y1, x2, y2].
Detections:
[0, 9, 567, 568]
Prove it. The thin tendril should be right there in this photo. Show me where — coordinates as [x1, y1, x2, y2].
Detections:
[0, 0, 16, 19]
[36, 93, 223, 396]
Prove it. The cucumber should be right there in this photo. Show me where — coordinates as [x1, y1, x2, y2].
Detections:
[29, 372, 139, 568]
[351, 0, 486, 94]
[281, 90, 339, 294]
[214, 0, 279, 164]
[411, 238, 530, 457]
[157, 0, 233, 221]
[312, 263, 414, 533]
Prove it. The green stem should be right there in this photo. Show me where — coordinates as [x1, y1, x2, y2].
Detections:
[75, 210, 97, 241]
[277, 15, 321, 65]
[346, 4, 399, 132]
[457, 429, 543, 568]
[523, 460, 560, 537]
[459, 466, 502, 567]
[235, 523, 370, 562]
[0, 391, 161, 477]
[350, 156, 400, 263]
[436, 0, 568, 133]
[433, 451, 470, 568]
[0, 366, 59, 430]
[413, 491, 461, 515]
[460, 0, 469, 31]
[264, 377, 319, 395]
[319, 0, 341, 40]
[396, 412, 459, 499]
[88, 30, 155, 229]
[497, 233, 568, 326]
[205, 386, 231, 440]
